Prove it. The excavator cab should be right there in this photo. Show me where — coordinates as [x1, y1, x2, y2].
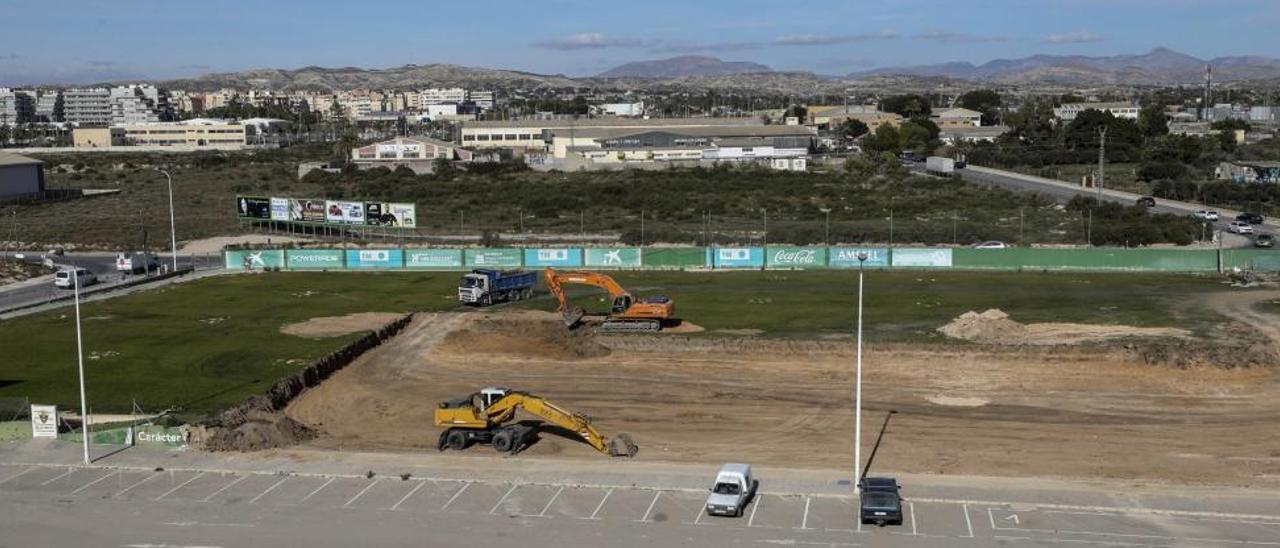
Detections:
[611, 295, 632, 314]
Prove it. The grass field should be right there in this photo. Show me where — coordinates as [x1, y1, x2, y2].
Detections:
[0, 270, 1234, 418]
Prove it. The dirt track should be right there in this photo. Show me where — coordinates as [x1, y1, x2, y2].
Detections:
[286, 297, 1280, 488]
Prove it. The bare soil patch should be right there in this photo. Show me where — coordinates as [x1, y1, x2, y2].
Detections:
[938, 308, 1191, 345]
[281, 312, 404, 338]
[180, 235, 312, 255]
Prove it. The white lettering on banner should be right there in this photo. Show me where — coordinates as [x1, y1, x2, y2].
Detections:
[136, 430, 184, 444]
[358, 250, 389, 262]
[30, 404, 57, 438]
[773, 249, 817, 265]
[409, 252, 456, 265]
[835, 249, 885, 263]
[538, 249, 568, 261]
[719, 248, 750, 261]
[293, 254, 340, 263]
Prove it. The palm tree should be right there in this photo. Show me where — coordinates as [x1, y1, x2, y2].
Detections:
[332, 130, 358, 166]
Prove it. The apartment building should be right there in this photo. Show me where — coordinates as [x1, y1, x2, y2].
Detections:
[120, 119, 246, 147]
[0, 88, 35, 125]
[420, 88, 468, 106]
[1052, 102, 1139, 121]
[35, 91, 62, 122]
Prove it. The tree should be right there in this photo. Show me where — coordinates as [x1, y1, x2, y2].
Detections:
[898, 119, 936, 154]
[860, 123, 901, 154]
[1137, 104, 1168, 138]
[837, 118, 869, 142]
[332, 130, 359, 165]
[784, 104, 808, 121]
[957, 89, 1003, 126]
[1005, 99, 1056, 144]
[880, 94, 932, 118]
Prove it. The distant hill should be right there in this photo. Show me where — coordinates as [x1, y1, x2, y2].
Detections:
[596, 56, 772, 79]
[156, 63, 582, 92]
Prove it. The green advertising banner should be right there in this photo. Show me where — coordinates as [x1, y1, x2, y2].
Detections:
[1221, 249, 1280, 272]
[642, 248, 707, 268]
[765, 247, 828, 269]
[405, 248, 464, 269]
[584, 248, 642, 268]
[951, 248, 1219, 272]
[224, 250, 285, 271]
[133, 425, 187, 447]
[286, 249, 344, 270]
[465, 248, 523, 268]
[60, 427, 131, 445]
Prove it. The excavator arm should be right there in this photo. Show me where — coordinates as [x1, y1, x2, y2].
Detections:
[543, 267, 587, 327]
[488, 391, 638, 457]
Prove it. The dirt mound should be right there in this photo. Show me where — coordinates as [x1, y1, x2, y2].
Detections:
[437, 311, 610, 360]
[1127, 340, 1280, 369]
[938, 309, 1191, 346]
[202, 413, 315, 452]
[281, 312, 404, 338]
[661, 320, 705, 334]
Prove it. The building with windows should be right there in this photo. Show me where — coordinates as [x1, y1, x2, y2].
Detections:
[1215, 161, 1280, 183]
[807, 105, 903, 130]
[63, 88, 112, 125]
[930, 107, 983, 128]
[351, 136, 471, 173]
[34, 91, 62, 122]
[0, 88, 36, 126]
[1052, 102, 1139, 121]
[119, 119, 247, 147]
[419, 88, 468, 106]
[459, 117, 772, 153]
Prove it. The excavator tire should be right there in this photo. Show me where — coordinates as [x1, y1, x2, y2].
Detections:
[437, 430, 451, 452]
[446, 429, 469, 451]
[492, 430, 514, 453]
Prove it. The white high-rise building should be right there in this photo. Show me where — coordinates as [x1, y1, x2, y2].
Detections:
[35, 90, 62, 122]
[420, 88, 468, 106]
[62, 88, 113, 125]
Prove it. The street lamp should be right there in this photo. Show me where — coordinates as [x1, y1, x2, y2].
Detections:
[156, 169, 178, 273]
[854, 251, 867, 492]
[72, 264, 90, 464]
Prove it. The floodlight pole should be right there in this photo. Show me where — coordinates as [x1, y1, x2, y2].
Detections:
[73, 266, 90, 464]
[158, 169, 177, 273]
[854, 252, 867, 492]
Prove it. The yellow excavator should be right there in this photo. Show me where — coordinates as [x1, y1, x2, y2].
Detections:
[543, 267, 675, 332]
[434, 387, 638, 457]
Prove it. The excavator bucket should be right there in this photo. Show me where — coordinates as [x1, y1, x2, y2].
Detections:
[607, 433, 639, 457]
[561, 306, 587, 329]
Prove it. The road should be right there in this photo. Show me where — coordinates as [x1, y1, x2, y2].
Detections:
[0, 252, 221, 313]
[2, 442, 1279, 547]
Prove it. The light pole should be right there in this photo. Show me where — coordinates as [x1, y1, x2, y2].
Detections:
[157, 169, 178, 273]
[854, 251, 867, 492]
[640, 209, 645, 248]
[73, 265, 90, 464]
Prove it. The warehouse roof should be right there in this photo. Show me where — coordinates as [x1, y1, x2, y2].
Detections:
[462, 117, 763, 129]
[0, 151, 43, 167]
[549, 125, 816, 140]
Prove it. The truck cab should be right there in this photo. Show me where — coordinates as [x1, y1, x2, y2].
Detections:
[457, 272, 491, 304]
[705, 463, 757, 517]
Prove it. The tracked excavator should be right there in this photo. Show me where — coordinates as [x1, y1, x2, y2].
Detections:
[543, 267, 675, 333]
[434, 387, 638, 457]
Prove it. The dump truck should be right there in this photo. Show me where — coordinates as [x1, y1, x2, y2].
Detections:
[925, 156, 956, 176]
[543, 267, 675, 332]
[457, 269, 536, 306]
[434, 387, 637, 457]
[116, 252, 159, 274]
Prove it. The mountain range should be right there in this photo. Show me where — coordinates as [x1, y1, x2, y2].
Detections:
[595, 55, 771, 79]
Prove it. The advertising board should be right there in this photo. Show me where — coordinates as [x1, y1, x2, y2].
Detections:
[133, 425, 187, 447]
[236, 196, 271, 219]
[326, 200, 366, 224]
[286, 249, 344, 269]
[298, 199, 327, 222]
[377, 143, 420, 155]
[30, 404, 57, 439]
[465, 248, 523, 268]
[584, 248, 642, 268]
[405, 248, 463, 269]
[828, 247, 890, 268]
[709, 247, 764, 268]
[224, 249, 285, 271]
[344, 249, 403, 269]
[365, 202, 417, 227]
[269, 197, 290, 221]
[892, 248, 953, 267]
[523, 248, 583, 268]
[766, 247, 827, 269]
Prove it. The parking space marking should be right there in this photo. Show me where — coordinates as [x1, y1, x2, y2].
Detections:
[156, 472, 205, 501]
[40, 468, 76, 486]
[488, 484, 518, 515]
[909, 502, 917, 535]
[249, 478, 290, 505]
[963, 504, 974, 538]
[637, 491, 662, 523]
[391, 481, 426, 511]
[440, 481, 471, 511]
[537, 486, 564, 518]
[298, 477, 334, 504]
[587, 487, 613, 520]
[344, 479, 379, 508]
[986, 506, 1280, 546]
[0, 466, 34, 486]
[748, 495, 762, 527]
[113, 472, 161, 499]
[71, 470, 116, 495]
[801, 496, 811, 530]
[200, 475, 246, 502]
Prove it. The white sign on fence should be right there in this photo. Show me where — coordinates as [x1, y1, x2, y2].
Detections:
[30, 404, 57, 438]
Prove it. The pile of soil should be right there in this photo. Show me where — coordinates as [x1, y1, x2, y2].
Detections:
[437, 312, 610, 360]
[197, 410, 315, 452]
[938, 309, 1191, 346]
[281, 312, 404, 338]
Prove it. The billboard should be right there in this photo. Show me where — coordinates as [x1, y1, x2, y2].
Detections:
[405, 248, 463, 269]
[766, 247, 827, 269]
[326, 200, 366, 224]
[523, 248, 583, 268]
[377, 143, 419, 155]
[465, 248, 522, 268]
[709, 247, 764, 269]
[286, 249, 344, 269]
[345, 249, 403, 269]
[224, 249, 285, 271]
[892, 248, 953, 267]
[365, 202, 417, 228]
[585, 248, 642, 268]
[297, 199, 327, 222]
[133, 425, 187, 447]
[269, 198, 290, 221]
[237, 196, 271, 219]
[828, 247, 890, 268]
[30, 404, 57, 438]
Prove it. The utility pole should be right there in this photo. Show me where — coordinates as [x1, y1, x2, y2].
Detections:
[640, 209, 645, 248]
[1096, 126, 1107, 200]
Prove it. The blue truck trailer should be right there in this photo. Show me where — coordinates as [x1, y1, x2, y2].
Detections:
[457, 269, 537, 306]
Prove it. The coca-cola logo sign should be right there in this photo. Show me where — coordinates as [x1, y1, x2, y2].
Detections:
[772, 249, 817, 264]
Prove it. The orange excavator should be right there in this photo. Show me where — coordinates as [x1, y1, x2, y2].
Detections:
[543, 267, 675, 332]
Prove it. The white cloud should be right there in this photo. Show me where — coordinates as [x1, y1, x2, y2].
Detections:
[917, 30, 1007, 44]
[535, 33, 647, 50]
[772, 30, 898, 46]
[1044, 30, 1106, 44]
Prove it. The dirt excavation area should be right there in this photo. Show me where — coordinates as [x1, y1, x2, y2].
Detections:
[280, 312, 405, 338]
[285, 298, 1280, 488]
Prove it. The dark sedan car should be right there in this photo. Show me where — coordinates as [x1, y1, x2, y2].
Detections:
[859, 477, 903, 526]
[1237, 212, 1265, 225]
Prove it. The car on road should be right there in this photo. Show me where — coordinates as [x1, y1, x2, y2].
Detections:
[899, 152, 923, 163]
[705, 463, 757, 518]
[1237, 212, 1265, 225]
[1136, 196, 1156, 208]
[1228, 221, 1255, 235]
[1194, 210, 1220, 221]
[973, 241, 1009, 249]
[54, 267, 97, 289]
[859, 477, 903, 526]
[1256, 234, 1275, 248]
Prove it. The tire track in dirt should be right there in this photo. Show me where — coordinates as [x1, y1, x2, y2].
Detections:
[1204, 289, 1280, 349]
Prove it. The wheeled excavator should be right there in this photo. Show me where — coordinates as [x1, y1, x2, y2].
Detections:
[543, 267, 675, 333]
[434, 387, 638, 457]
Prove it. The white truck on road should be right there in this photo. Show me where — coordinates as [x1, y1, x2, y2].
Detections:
[116, 252, 159, 274]
[926, 156, 957, 176]
[704, 463, 757, 518]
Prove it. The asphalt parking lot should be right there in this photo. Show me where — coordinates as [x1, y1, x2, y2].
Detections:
[3, 462, 1278, 547]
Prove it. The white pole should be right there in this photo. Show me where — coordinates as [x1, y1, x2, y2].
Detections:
[73, 268, 90, 464]
[854, 255, 866, 492]
[161, 170, 178, 273]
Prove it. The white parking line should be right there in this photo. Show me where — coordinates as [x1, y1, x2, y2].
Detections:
[800, 496, 812, 530]
[0, 466, 34, 486]
[200, 475, 247, 503]
[489, 484, 518, 515]
[113, 472, 161, 499]
[988, 506, 1280, 546]
[156, 472, 205, 501]
[249, 478, 290, 505]
[748, 495, 762, 527]
[536, 486, 565, 517]
[298, 477, 334, 504]
[440, 482, 471, 511]
[40, 468, 76, 486]
[909, 501, 917, 535]
[344, 479, 380, 508]
[691, 501, 707, 525]
[586, 487, 613, 520]
[71, 470, 116, 495]
[390, 481, 426, 511]
[963, 503, 974, 538]
[636, 491, 662, 523]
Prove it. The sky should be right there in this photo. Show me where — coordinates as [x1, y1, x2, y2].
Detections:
[3, 0, 1280, 85]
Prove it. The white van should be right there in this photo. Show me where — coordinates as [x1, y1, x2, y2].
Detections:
[54, 268, 97, 289]
[705, 463, 757, 517]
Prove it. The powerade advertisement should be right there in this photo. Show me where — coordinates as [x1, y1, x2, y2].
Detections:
[584, 248, 642, 268]
[523, 248, 583, 268]
[828, 247, 890, 268]
[286, 249, 344, 269]
[326, 201, 366, 224]
[465, 248, 522, 268]
[345, 249, 403, 269]
[709, 247, 764, 268]
[892, 248, 953, 267]
[405, 249, 463, 269]
[237, 197, 271, 219]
